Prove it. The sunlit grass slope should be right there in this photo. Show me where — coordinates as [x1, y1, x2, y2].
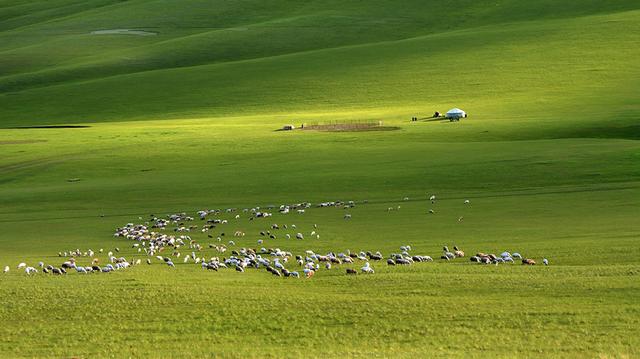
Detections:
[0, 1, 638, 128]
[0, 0, 638, 357]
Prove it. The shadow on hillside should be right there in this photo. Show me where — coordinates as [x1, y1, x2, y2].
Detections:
[6, 125, 91, 129]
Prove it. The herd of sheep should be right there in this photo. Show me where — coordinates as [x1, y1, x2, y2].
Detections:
[2, 196, 549, 277]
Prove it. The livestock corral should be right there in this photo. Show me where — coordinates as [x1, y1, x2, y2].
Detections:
[301, 120, 398, 132]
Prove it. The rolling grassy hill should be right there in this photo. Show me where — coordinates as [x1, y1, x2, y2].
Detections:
[0, 0, 638, 128]
[0, 0, 639, 357]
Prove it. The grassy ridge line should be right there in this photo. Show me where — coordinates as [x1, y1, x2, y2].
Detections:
[1, 2, 638, 92]
[0, 12, 375, 89]
[0, 0, 125, 32]
[0, 10, 638, 127]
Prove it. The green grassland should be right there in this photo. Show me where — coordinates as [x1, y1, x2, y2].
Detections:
[0, 0, 639, 357]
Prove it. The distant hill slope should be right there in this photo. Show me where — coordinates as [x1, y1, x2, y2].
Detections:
[0, 0, 638, 129]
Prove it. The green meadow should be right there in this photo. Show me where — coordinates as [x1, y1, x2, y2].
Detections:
[0, 0, 639, 357]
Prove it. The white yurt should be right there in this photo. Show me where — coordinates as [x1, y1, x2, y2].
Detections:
[445, 108, 466, 119]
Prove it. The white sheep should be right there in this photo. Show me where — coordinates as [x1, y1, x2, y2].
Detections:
[361, 262, 374, 274]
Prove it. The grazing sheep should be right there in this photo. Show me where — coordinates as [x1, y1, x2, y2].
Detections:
[361, 262, 374, 274]
[522, 258, 536, 265]
[512, 253, 522, 259]
[25, 267, 38, 275]
[543, 258, 549, 266]
[3, 266, 8, 273]
[387, 259, 396, 266]
[346, 268, 357, 275]
[303, 268, 315, 278]
[17, 263, 26, 269]
[367, 252, 383, 261]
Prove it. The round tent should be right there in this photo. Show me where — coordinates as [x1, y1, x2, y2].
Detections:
[445, 108, 466, 119]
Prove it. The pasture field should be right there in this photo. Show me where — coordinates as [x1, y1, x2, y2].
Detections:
[0, 0, 639, 357]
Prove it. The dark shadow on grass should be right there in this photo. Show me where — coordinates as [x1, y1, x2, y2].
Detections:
[6, 125, 91, 129]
